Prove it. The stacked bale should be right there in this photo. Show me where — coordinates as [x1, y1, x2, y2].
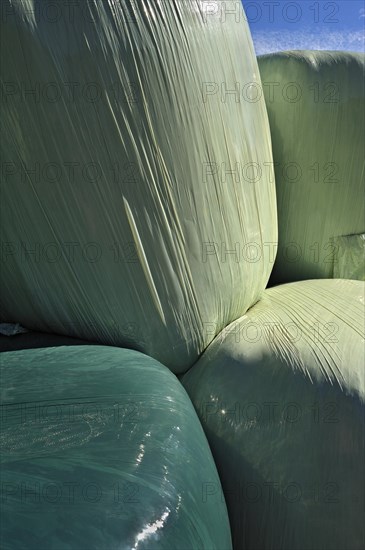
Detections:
[1, 3, 363, 549]
[258, 51, 365, 284]
[183, 279, 365, 550]
[0, 345, 232, 549]
[0, 0, 277, 372]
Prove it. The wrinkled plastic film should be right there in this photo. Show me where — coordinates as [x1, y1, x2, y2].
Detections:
[258, 51, 365, 284]
[0, 0, 277, 371]
[183, 279, 365, 550]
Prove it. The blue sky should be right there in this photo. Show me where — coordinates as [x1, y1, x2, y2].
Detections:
[241, 0, 365, 54]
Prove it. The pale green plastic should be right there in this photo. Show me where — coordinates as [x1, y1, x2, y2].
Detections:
[333, 233, 365, 280]
[183, 279, 365, 550]
[258, 51, 365, 284]
[0, 0, 277, 372]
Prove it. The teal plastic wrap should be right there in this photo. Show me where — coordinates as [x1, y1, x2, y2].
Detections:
[183, 279, 365, 550]
[0, 346, 232, 549]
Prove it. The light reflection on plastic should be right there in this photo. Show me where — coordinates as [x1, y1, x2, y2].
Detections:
[133, 508, 171, 549]
[136, 444, 145, 465]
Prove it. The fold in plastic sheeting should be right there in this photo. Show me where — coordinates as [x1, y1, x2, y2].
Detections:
[183, 279, 365, 550]
[0, 346, 232, 550]
[0, 0, 277, 372]
[333, 233, 365, 280]
[258, 51, 365, 284]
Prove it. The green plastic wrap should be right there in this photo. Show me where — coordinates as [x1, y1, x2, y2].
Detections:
[0, 0, 277, 372]
[258, 51, 365, 284]
[183, 279, 365, 550]
[333, 233, 365, 281]
[0, 345, 232, 550]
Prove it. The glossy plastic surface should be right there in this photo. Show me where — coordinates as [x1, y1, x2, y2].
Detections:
[0, 345, 232, 550]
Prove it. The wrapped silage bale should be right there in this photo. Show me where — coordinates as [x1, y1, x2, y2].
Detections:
[0, 0, 277, 372]
[258, 51, 365, 284]
[0, 346, 232, 550]
[183, 279, 365, 550]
